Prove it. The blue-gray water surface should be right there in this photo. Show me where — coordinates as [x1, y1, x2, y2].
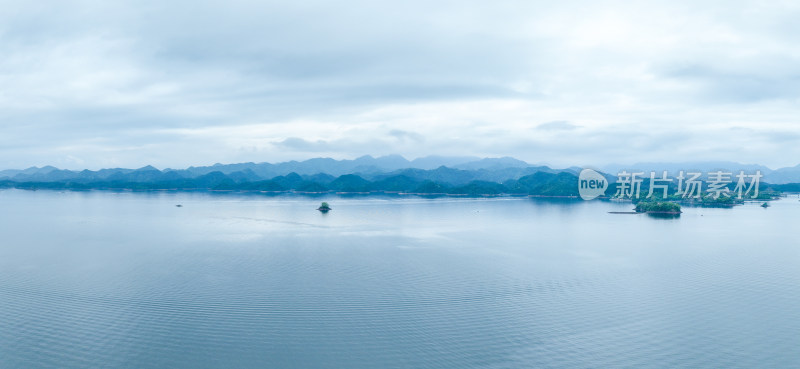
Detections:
[1, 189, 799, 368]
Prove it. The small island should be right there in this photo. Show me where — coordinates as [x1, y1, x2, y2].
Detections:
[634, 201, 682, 214]
[317, 202, 332, 212]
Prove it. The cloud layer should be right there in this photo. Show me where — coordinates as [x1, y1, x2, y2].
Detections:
[1, 0, 799, 169]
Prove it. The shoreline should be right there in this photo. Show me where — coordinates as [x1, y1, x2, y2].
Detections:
[0, 185, 582, 199]
[0, 188, 572, 199]
[0, 186, 788, 203]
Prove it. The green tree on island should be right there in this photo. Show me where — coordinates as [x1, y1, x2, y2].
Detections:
[634, 201, 681, 213]
[318, 202, 331, 212]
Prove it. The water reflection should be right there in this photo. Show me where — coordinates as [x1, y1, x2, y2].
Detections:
[0, 190, 798, 368]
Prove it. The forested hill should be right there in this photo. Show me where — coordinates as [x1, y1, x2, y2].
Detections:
[0, 165, 584, 196]
[0, 156, 796, 197]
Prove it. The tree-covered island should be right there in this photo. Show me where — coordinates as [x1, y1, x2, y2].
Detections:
[634, 200, 682, 214]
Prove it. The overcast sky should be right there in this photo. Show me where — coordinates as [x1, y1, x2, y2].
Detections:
[1, 0, 799, 170]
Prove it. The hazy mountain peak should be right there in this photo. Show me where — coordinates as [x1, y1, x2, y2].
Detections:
[454, 157, 530, 170]
[135, 165, 160, 172]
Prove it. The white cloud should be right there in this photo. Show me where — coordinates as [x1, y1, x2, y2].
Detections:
[1, 0, 799, 169]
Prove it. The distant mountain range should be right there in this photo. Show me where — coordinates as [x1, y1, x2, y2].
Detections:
[0, 156, 559, 184]
[1, 156, 799, 196]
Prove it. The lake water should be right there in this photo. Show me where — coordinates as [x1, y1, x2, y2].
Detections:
[1, 189, 799, 368]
